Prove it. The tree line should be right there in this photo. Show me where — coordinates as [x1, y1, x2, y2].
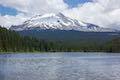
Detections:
[0, 26, 120, 53]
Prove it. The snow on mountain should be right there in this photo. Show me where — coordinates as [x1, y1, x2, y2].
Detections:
[10, 13, 116, 32]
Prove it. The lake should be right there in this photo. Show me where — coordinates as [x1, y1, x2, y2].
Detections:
[0, 52, 120, 80]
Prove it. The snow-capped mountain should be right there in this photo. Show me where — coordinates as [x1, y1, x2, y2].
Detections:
[10, 13, 116, 32]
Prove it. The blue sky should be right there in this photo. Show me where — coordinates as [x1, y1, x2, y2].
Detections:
[64, 0, 92, 8]
[0, 5, 18, 16]
[0, 0, 91, 16]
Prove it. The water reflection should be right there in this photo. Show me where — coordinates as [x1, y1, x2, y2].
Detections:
[0, 53, 120, 80]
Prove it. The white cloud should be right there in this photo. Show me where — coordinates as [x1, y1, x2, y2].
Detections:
[63, 0, 120, 29]
[0, 0, 68, 15]
[0, 0, 120, 30]
[0, 0, 68, 28]
[0, 0, 29, 12]
[0, 13, 28, 28]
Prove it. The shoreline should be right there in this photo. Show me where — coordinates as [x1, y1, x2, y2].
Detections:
[0, 51, 119, 54]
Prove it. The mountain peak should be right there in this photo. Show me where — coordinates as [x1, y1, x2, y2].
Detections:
[31, 13, 56, 20]
[10, 13, 116, 32]
[56, 12, 66, 17]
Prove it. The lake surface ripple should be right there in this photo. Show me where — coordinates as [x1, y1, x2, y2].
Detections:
[0, 52, 120, 80]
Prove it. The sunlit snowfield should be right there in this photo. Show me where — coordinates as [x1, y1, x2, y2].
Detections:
[0, 52, 120, 80]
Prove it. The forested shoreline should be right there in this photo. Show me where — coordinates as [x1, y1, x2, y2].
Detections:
[0, 26, 120, 53]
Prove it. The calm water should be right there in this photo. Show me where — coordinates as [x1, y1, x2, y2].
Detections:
[0, 52, 120, 80]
